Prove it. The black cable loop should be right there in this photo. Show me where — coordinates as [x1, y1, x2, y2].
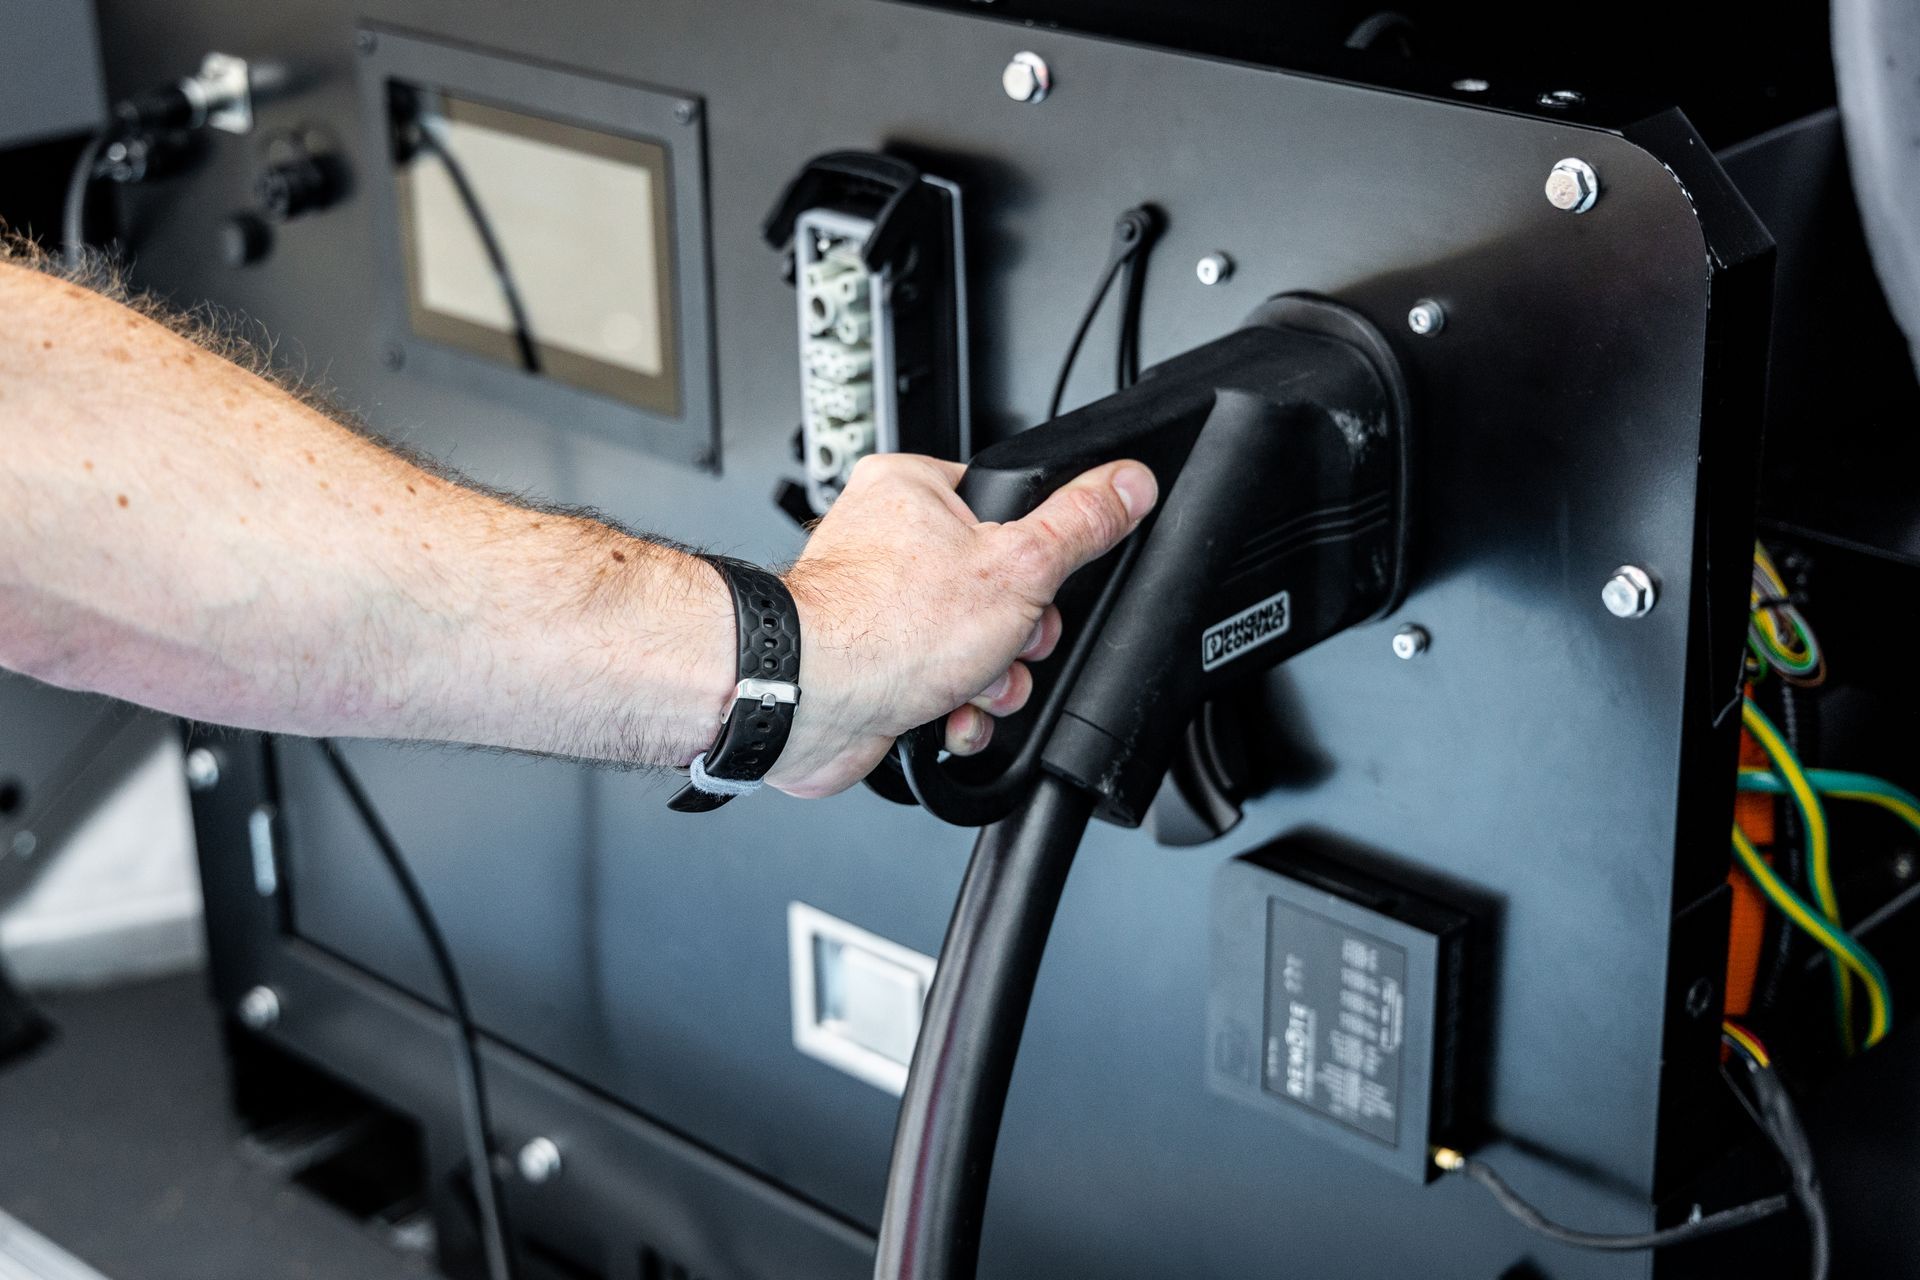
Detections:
[318, 740, 518, 1280]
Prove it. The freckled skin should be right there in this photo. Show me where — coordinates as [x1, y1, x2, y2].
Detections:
[0, 257, 1153, 791]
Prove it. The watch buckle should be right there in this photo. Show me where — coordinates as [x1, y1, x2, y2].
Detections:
[734, 677, 801, 711]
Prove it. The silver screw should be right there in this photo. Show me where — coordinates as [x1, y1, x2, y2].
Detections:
[672, 100, 698, 126]
[1391, 625, 1430, 660]
[1602, 565, 1658, 618]
[1195, 253, 1234, 286]
[1545, 158, 1599, 213]
[184, 747, 222, 791]
[238, 985, 281, 1030]
[1451, 77, 1490, 93]
[1001, 51, 1051, 104]
[8, 830, 36, 861]
[1893, 852, 1916, 882]
[517, 1136, 563, 1185]
[1407, 300, 1446, 335]
[1538, 89, 1586, 109]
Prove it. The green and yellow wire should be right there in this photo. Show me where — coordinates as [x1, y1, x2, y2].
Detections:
[1730, 824, 1891, 1049]
[1748, 542, 1824, 685]
[1741, 697, 1854, 1048]
[1739, 768, 1920, 842]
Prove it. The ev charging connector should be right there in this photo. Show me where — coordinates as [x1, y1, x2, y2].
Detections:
[870, 294, 1412, 1280]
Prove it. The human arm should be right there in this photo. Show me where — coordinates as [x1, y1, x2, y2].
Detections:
[0, 258, 1155, 796]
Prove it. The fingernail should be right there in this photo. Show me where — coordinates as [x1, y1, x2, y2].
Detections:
[982, 672, 1012, 701]
[1112, 465, 1157, 520]
[1023, 620, 1046, 652]
[960, 708, 987, 746]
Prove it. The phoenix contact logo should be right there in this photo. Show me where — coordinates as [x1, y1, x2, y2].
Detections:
[1201, 590, 1292, 672]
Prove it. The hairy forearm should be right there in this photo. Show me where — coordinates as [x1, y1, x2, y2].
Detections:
[0, 261, 733, 764]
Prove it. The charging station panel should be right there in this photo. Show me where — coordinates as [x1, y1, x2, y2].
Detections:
[127, 0, 1770, 1270]
[1210, 836, 1475, 1184]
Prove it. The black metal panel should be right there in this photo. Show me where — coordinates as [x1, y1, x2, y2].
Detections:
[112, 1, 1776, 1275]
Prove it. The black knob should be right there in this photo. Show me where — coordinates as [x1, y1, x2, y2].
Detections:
[254, 130, 347, 222]
[220, 213, 272, 267]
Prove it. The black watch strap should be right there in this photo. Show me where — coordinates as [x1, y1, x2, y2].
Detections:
[668, 557, 802, 813]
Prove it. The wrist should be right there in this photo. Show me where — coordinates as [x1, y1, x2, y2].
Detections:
[649, 549, 739, 765]
[781, 564, 852, 732]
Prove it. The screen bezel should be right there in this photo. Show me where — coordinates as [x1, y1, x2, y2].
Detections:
[353, 30, 717, 471]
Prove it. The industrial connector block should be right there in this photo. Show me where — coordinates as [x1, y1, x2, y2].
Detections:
[795, 211, 889, 508]
[767, 152, 970, 515]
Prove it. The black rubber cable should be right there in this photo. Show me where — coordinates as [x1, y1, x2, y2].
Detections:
[1046, 206, 1159, 421]
[413, 125, 542, 375]
[1046, 252, 1126, 422]
[1449, 1157, 1790, 1252]
[317, 740, 518, 1280]
[873, 777, 1097, 1280]
[1112, 230, 1152, 392]
[61, 129, 112, 271]
[1739, 1054, 1831, 1280]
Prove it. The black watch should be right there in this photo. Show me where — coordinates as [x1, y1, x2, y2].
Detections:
[668, 557, 802, 813]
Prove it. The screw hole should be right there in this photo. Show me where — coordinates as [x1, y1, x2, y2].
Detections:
[0, 780, 22, 816]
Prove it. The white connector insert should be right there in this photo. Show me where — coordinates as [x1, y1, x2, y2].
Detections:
[794, 211, 887, 512]
[806, 339, 874, 383]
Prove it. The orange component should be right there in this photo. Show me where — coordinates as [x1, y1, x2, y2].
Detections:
[1724, 725, 1775, 1018]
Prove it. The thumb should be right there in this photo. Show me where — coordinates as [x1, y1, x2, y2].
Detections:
[1002, 460, 1157, 592]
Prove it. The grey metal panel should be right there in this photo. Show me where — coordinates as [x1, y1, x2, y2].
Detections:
[0, 0, 106, 148]
[106, 1, 1758, 1275]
